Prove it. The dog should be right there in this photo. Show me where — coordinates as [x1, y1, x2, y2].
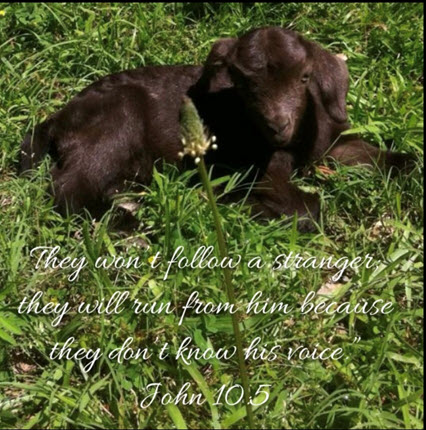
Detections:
[19, 27, 414, 231]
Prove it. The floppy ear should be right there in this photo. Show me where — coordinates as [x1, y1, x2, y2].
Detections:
[203, 38, 237, 93]
[309, 43, 349, 123]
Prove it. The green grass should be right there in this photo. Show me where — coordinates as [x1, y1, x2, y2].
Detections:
[0, 3, 424, 429]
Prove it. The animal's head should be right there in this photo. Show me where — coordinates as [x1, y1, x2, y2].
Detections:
[202, 27, 349, 147]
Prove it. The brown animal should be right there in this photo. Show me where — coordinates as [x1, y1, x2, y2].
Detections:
[20, 27, 414, 231]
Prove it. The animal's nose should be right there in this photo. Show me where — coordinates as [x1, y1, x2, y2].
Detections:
[279, 117, 290, 132]
[278, 118, 290, 134]
[269, 115, 290, 134]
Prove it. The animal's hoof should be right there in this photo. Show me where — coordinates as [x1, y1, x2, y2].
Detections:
[386, 152, 417, 174]
[296, 193, 321, 233]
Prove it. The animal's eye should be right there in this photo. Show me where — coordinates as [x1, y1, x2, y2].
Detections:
[301, 74, 310, 83]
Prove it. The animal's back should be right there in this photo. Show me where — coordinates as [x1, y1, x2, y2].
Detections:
[19, 65, 203, 216]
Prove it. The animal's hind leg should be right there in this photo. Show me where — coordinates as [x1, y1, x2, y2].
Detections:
[51, 166, 109, 218]
[51, 167, 142, 233]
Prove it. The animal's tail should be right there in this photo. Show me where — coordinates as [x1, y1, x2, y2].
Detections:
[19, 120, 55, 174]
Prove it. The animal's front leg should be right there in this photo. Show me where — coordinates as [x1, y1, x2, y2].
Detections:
[326, 139, 415, 173]
[250, 151, 320, 232]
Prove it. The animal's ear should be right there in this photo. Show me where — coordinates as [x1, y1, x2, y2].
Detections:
[309, 43, 349, 123]
[203, 38, 237, 93]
